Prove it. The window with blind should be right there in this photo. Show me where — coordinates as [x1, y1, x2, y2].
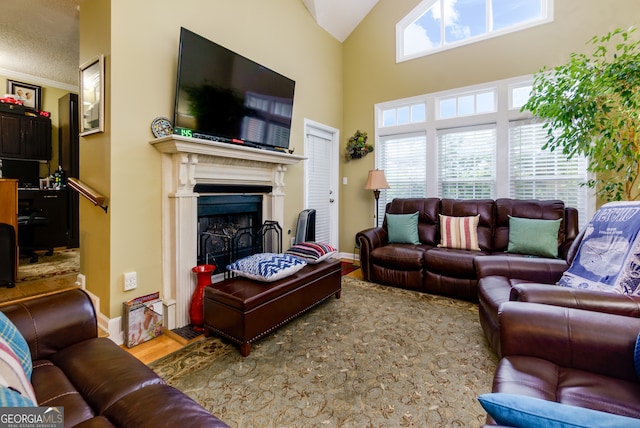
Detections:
[378, 132, 428, 221]
[375, 75, 594, 224]
[437, 125, 496, 198]
[509, 119, 588, 225]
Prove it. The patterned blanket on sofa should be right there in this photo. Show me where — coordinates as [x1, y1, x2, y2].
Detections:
[558, 201, 640, 295]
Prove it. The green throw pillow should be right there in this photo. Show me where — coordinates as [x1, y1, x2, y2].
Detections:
[386, 212, 420, 245]
[507, 216, 561, 258]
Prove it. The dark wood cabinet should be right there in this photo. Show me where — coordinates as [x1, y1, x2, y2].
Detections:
[0, 111, 51, 160]
[0, 114, 22, 156]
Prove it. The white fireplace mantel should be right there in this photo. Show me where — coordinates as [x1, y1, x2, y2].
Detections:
[150, 135, 305, 328]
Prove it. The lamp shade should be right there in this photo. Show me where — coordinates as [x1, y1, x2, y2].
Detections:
[364, 170, 390, 190]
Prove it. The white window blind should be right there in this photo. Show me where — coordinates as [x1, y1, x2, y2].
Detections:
[509, 119, 588, 225]
[306, 130, 332, 242]
[378, 132, 427, 221]
[437, 125, 496, 198]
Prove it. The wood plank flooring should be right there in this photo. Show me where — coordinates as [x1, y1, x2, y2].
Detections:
[6, 260, 362, 365]
[123, 331, 192, 364]
[125, 263, 363, 364]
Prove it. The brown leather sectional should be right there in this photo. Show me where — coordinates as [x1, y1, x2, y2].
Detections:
[356, 198, 579, 301]
[475, 225, 640, 355]
[0, 289, 228, 428]
[489, 301, 640, 422]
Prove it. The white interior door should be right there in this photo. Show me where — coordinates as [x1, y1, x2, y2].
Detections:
[304, 119, 339, 248]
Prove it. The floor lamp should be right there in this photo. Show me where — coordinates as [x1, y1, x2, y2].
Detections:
[364, 169, 390, 227]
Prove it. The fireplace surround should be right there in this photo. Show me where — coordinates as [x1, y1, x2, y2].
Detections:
[151, 135, 304, 328]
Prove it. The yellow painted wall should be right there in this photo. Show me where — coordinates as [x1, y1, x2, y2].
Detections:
[80, 0, 342, 318]
[339, 0, 640, 251]
[79, 0, 111, 316]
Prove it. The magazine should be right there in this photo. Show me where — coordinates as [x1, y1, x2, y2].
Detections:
[123, 292, 163, 348]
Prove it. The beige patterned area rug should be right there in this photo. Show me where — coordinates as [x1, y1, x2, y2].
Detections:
[17, 248, 79, 282]
[149, 276, 498, 427]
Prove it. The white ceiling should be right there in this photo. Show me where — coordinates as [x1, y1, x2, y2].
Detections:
[0, 0, 378, 89]
[301, 0, 379, 42]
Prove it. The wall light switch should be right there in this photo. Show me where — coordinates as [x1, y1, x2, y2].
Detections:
[343, 177, 348, 185]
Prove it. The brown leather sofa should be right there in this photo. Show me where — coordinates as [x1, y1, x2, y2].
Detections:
[356, 198, 579, 301]
[476, 225, 640, 355]
[0, 288, 228, 428]
[487, 301, 640, 424]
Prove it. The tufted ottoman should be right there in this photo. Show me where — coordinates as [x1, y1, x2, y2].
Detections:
[203, 258, 341, 356]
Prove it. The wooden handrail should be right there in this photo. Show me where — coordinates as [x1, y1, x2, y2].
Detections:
[67, 177, 108, 213]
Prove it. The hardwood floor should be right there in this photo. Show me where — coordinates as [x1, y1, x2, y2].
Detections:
[123, 330, 195, 364]
[0, 274, 79, 306]
[125, 262, 363, 364]
[8, 260, 362, 365]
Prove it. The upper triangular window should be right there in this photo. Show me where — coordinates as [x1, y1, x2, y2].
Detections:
[397, 0, 553, 62]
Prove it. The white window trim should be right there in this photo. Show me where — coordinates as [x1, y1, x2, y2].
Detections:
[396, 0, 554, 63]
[374, 74, 595, 222]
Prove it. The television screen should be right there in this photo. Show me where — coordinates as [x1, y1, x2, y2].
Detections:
[1, 159, 39, 188]
[174, 28, 296, 150]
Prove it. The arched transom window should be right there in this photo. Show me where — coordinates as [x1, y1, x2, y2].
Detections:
[397, 0, 553, 62]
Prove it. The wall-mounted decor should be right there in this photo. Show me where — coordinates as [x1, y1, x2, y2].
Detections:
[79, 54, 105, 136]
[345, 130, 373, 161]
[6, 80, 41, 111]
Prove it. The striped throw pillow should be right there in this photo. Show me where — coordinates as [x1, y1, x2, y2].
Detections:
[438, 214, 480, 251]
[285, 242, 336, 264]
[0, 335, 36, 405]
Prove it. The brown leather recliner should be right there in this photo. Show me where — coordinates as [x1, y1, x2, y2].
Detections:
[487, 301, 640, 424]
[1, 289, 228, 428]
[476, 225, 640, 355]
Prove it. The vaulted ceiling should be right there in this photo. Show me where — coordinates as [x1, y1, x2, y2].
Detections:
[0, 0, 379, 88]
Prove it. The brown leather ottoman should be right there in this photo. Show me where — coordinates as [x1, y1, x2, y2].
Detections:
[203, 258, 341, 356]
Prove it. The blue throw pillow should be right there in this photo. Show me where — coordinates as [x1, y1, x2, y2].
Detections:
[386, 212, 420, 245]
[227, 253, 307, 282]
[0, 385, 35, 407]
[478, 393, 640, 428]
[635, 332, 640, 380]
[0, 312, 32, 380]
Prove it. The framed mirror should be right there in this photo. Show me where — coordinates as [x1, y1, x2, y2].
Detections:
[79, 55, 104, 136]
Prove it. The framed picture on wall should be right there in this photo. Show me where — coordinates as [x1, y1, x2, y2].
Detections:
[6, 80, 42, 111]
[79, 54, 105, 136]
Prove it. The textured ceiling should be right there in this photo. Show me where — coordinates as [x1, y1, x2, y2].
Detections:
[0, 0, 375, 90]
[0, 0, 80, 88]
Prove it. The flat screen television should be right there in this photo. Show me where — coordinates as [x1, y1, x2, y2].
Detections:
[173, 28, 296, 150]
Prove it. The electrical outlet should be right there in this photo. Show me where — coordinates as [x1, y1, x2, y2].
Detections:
[290, 237, 295, 246]
[124, 272, 137, 291]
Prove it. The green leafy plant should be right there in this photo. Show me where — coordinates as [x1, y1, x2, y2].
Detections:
[345, 130, 373, 161]
[522, 27, 640, 201]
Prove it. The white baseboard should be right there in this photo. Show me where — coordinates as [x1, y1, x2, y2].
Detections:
[78, 273, 125, 345]
[336, 251, 358, 262]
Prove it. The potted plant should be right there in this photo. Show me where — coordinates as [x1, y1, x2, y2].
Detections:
[522, 27, 640, 201]
[345, 130, 374, 161]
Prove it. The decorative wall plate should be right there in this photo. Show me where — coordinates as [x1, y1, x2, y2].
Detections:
[151, 116, 173, 138]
